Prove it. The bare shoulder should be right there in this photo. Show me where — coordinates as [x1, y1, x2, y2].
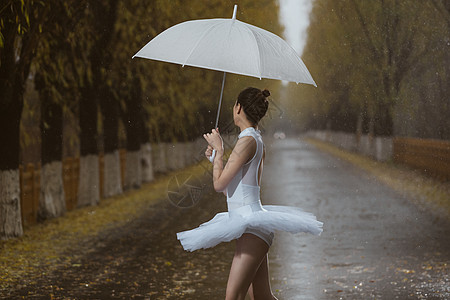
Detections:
[234, 136, 256, 153]
[230, 136, 256, 164]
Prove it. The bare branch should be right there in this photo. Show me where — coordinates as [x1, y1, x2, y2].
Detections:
[349, 0, 381, 61]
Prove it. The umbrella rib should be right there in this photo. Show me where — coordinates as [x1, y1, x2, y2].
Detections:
[246, 27, 262, 79]
[182, 20, 226, 67]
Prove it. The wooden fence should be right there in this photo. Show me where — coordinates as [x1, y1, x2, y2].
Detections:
[19, 163, 41, 227]
[17, 137, 212, 231]
[19, 150, 128, 226]
[393, 137, 450, 181]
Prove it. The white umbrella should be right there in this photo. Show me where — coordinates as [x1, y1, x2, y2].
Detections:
[133, 5, 316, 128]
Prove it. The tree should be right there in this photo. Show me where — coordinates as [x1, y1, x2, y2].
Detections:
[0, 0, 47, 239]
[34, 1, 87, 219]
[76, 0, 119, 206]
[292, 0, 449, 139]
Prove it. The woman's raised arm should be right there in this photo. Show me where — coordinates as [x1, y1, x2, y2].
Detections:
[211, 136, 255, 192]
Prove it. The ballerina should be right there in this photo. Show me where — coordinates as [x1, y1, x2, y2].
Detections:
[176, 87, 323, 300]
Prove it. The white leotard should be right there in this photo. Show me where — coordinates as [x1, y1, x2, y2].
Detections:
[176, 126, 323, 252]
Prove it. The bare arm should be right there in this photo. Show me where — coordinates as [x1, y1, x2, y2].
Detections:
[212, 136, 255, 192]
[205, 144, 228, 195]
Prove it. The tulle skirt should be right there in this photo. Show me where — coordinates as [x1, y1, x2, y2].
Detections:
[176, 203, 323, 252]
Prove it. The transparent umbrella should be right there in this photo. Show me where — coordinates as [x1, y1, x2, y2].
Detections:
[133, 5, 316, 128]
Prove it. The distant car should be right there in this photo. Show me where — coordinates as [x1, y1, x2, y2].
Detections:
[273, 131, 286, 139]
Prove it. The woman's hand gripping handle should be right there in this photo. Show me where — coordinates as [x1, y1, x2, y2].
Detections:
[203, 127, 223, 163]
[205, 145, 216, 163]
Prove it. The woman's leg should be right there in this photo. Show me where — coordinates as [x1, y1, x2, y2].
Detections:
[247, 283, 255, 300]
[248, 254, 278, 300]
[225, 233, 270, 300]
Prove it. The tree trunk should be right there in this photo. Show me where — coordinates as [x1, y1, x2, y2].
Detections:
[0, 1, 46, 238]
[0, 31, 26, 239]
[100, 89, 122, 197]
[141, 143, 154, 183]
[124, 113, 142, 189]
[124, 150, 142, 190]
[39, 89, 66, 219]
[103, 150, 122, 197]
[0, 86, 24, 239]
[139, 109, 153, 183]
[0, 100, 23, 239]
[76, 0, 119, 203]
[151, 143, 167, 174]
[77, 154, 100, 207]
[368, 111, 375, 138]
[123, 75, 143, 190]
[0, 170, 23, 240]
[77, 89, 100, 207]
[39, 161, 66, 220]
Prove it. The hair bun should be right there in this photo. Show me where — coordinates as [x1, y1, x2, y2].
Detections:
[262, 89, 270, 97]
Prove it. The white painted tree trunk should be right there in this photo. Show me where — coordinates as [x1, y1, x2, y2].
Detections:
[141, 143, 154, 183]
[0, 169, 23, 239]
[77, 154, 100, 207]
[159, 143, 167, 172]
[124, 150, 142, 190]
[39, 161, 66, 220]
[103, 150, 122, 198]
[167, 143, 177, 171]
[150, 143, 159, 173]
[176, 143, 185, 169]
[151, 143, 166, 173]
[195, 137, 208, 162]
[185, 142, 194, 166]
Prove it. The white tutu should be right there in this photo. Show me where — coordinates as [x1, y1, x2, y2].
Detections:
[177, 126, 323, 252]
[176, 200, 323, 252]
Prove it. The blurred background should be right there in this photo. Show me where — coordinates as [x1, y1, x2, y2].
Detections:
[0, 0, 448, 235]
[1, 1, 449, 298]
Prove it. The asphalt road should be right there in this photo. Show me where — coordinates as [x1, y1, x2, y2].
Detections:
[6, 136, 449, 299]
[264, 137, 450, 299]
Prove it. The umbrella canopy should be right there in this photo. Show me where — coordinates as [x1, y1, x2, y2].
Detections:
[133, 5, 316, 86]
[133, 5, 316, 133]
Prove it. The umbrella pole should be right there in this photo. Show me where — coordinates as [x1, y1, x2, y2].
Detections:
[214, 72, 227, 129]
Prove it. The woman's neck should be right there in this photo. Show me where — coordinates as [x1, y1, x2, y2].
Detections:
[239, 124, 257, 132]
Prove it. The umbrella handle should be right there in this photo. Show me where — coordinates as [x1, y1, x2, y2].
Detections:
[208, 149, 216, 163]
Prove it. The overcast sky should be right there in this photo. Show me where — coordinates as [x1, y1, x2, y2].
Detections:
[278, 0, 313, 56]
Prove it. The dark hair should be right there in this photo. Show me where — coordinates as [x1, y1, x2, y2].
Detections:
[236, 87, 270, 125]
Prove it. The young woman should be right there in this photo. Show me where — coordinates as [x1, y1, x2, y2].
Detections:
[177, 87, 323, 300]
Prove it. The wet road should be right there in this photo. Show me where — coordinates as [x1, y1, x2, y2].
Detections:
[264, 137, 450, 299]
[7, 137, 449, 299]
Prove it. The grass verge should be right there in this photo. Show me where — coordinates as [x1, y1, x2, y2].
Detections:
[305, 138, 450, 220]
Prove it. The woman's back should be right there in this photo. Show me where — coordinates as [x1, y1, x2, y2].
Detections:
[226, 126, 264, 211]
[177, 87, 322, 255]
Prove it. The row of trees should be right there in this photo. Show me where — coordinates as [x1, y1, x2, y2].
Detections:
[283, 0, 449, 139]
[0, 0, 282, 239]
